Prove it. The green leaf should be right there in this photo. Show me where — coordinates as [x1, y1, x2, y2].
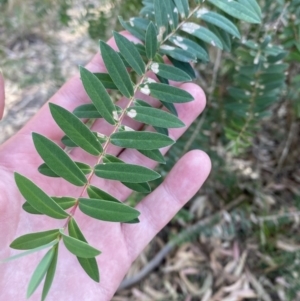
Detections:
[145, 22, 158, 60]
[125, 218, 140, 224]
[181, 22, 223, 49]
[150, 62, 192, 82]
[79, 198, 140, 222]
[101, 155, 152, 192]
[118, 16, 146, 42]
[22, 197, 76, 214]
[22, 202, 41, 215]
[1, 241, 58, 263]
[27, 248, 55, 298]
[33, 133, 87, 186]
[168, 57, 196, 80]
[238, 0, 262, 19]
[174, 0, 189, 18]
[80, 66, 116, 125]
[52, 197, 77, 209]
[87, 185, 121, 203]
[38, 162, 92, 178]
[160, 45, 197, 63]
[50, 103, 102, 156]
[61, 232, 101, 259]
[138, 149, 166, 164]
[148, 83, 194, 103]
[169, 36, 209, 62]
[196, 11, 241, 38]
[127, 106, 184, 128]
[135, 100, 174, 123]
[154, 126, 169, 136]
[100, 41, 134, 98]
[111, 131, 175, 150]
[73, 104, 102, 119]
[10, 230, 60, 250]
[22, 197, 76, 215]
[122, 182, 152, 193]
[114, 32, 145, 76]
[209, 24, 232, 52]
[41, 245, 59, 301]
[103, 154, 123, 164]
[154, 0, 168, 37]
[61, 135, 78, 147]
[68, 219, 100, 282]
[15, 173, 69, 219]
[208, 0, 261, 23]
[95, 163, 161, 183]
[165, 0, 178, 29]
[94, 73, 118, 90]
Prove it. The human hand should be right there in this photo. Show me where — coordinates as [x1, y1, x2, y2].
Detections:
[0, 33, 211, 300]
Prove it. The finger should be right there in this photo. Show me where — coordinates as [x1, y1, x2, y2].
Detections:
[88, 82, 206, 200]
[122, 150, 211, 261]
[0, 72, 5, 120]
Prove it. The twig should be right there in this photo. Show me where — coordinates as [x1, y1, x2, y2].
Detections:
[274, 121, 298, 176]
[257, 210, 300, 223]
[118, 196, 245, 291]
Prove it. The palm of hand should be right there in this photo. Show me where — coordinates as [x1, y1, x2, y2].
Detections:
[0, 34, 210, 301]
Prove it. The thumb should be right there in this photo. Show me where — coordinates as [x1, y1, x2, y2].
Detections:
[0, 71, 5, 120]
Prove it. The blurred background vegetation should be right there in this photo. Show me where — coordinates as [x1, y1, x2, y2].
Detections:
[0, 0, 300, 300]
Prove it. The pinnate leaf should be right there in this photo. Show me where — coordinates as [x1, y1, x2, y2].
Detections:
[127, 106, 185, 128]
[27, 247, 56, 298]
[169, 36, 209, 62]
[122, 182, 152, 193]
[138, 149, 166, 164]
[50, 103, 102, 156]
[15, 173, 69, 219]
[39, 162, 92, 178]
[160, 45, 197, 63]
[150, 62, 192, 82]
[10, 229, 60, 250]
[32, 133, 87, 187]
[68, 219, 100, 282]
[79, 198, 140, 222]
[208, 0, 261, 24]
[61, 232, 101, 259]
[148, 83, 194, 103]
[41, 245, 59, 301]
[80, 66, 116, 125]
[94, 73, 118, 90]
[114, 32, 145, 76]
[1, 241, 58, 263]
[145, 22, 158, 59]
[196, 11, 241, 38]
[95, 163, 160, 183]
[87, 185, 121, 203]
[181, 22, 223, 49]
[111, 131, 175, 150]
[23, 197, 76, 215]
[174, 0, 189, 18]
[100, 41, 134, 98]
[73, 104, 102, 119]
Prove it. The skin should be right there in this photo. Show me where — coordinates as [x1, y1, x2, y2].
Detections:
[0, 72, 4, 120]
[0, 33, 211, 300]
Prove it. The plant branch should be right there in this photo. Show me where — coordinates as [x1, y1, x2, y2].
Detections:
[63, 3, 204, 229]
